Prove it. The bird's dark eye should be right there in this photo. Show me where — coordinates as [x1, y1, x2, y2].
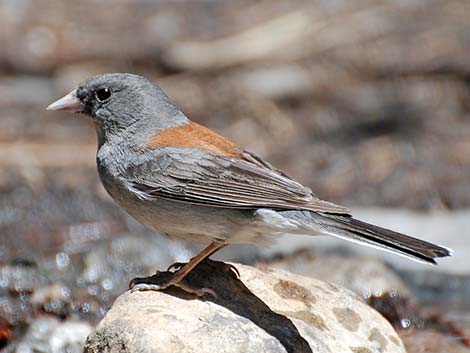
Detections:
[95, 88, 111, 102]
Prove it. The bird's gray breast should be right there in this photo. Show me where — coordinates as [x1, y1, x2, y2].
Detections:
[96, 143, 130, 202]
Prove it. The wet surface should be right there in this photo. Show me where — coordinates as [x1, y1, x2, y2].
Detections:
[1, 182, 468, 350]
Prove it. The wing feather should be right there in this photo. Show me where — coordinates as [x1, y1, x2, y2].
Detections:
[128, 148, 350, 215]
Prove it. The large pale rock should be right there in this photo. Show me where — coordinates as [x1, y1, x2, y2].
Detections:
[84, 261, 406, 353]
[258, 251, 411, 298]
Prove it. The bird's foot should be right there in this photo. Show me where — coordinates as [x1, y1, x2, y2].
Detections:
[129, 270, 216, 298]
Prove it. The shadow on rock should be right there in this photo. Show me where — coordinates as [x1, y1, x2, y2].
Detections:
[157, 260, 313, 353]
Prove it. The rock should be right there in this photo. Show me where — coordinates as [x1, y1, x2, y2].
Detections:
[257, 250, 411, 299]
[259, 250, 470, 346]
[0, 317, 11, 349]
[15, 316, 92, 353]
[400, 329, 469, 353]
[84, 261, 405, 353]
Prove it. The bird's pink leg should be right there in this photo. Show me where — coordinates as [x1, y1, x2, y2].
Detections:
[170, 242, 226, 282]
[130, 242, 226, 296]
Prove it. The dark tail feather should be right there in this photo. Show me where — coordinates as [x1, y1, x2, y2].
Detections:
[311, 213, 452, 264]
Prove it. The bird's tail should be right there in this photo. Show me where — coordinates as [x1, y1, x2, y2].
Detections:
[307, 212, 452, 264]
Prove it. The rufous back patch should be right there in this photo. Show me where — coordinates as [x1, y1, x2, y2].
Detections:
[146, 122, 242, 158]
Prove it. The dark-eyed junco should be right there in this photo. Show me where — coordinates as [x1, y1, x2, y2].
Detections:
[47, 73, 451, 294]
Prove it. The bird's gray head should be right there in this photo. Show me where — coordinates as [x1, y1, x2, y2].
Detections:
[47, 73, 188, 144]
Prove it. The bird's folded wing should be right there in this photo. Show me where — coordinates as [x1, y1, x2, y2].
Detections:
[127, 148, 350, 215]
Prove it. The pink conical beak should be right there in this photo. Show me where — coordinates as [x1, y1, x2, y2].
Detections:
[47, 89, 83, 112]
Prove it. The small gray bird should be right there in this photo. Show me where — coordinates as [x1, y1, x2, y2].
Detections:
[47, 73, 451, 294]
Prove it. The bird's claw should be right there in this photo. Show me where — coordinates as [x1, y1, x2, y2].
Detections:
[129, 271, 216, 298]
[223, 262, 240, 278]
[166, 261, 186, 272]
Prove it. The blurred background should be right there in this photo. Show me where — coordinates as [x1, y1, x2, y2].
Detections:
[1, 0, 469, 352]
